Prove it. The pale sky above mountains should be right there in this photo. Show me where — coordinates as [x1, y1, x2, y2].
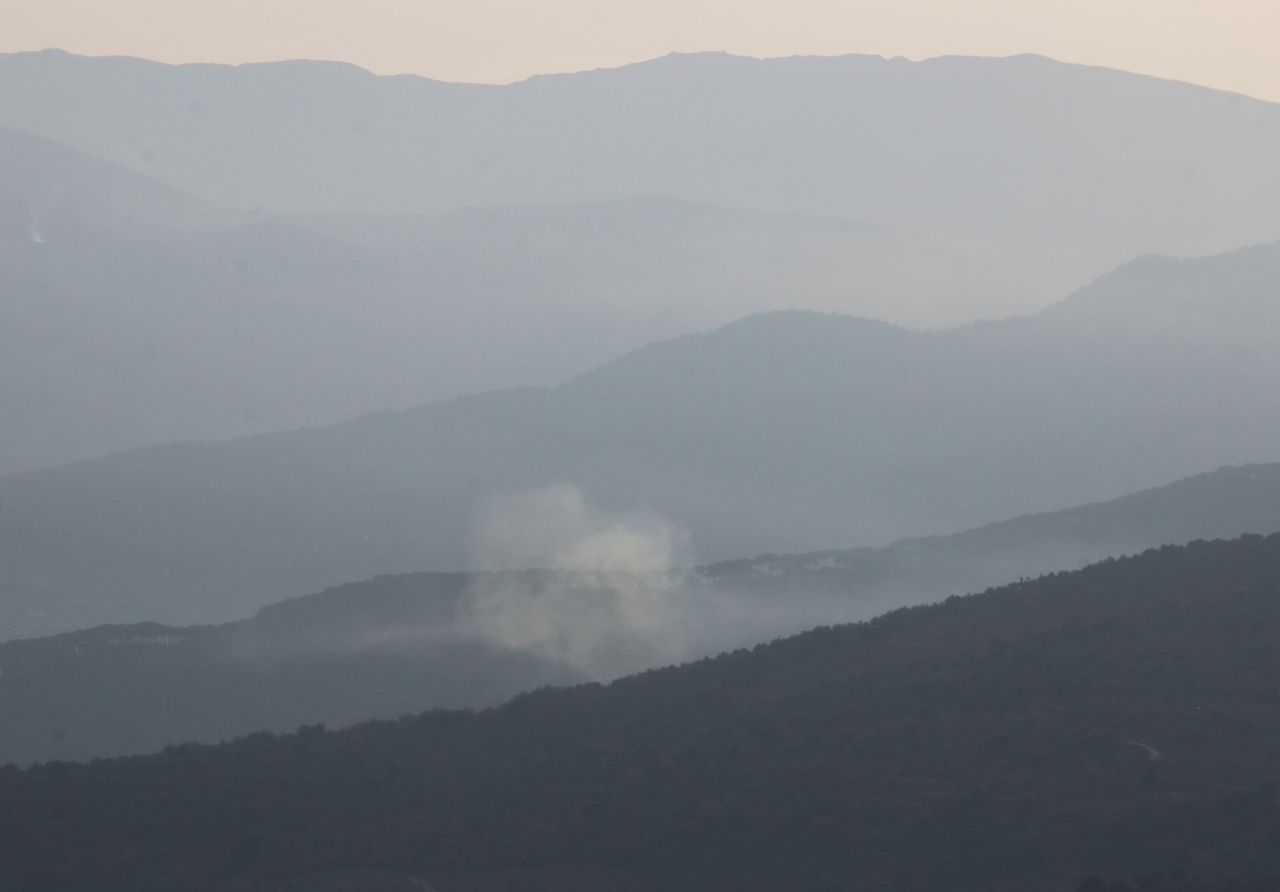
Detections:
[2, 0, 1278, 101]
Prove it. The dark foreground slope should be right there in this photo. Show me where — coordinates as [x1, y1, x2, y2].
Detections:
[5, 535, 1280, 891]
[5, 463, 1280, 767]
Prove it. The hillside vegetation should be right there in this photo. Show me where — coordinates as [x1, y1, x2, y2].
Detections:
[4, 535, 1280, 890]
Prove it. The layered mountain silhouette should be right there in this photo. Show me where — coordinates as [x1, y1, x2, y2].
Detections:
[4, 462, 1280, 765]
[7, 39, 1279, 892]
[2, 49, 1279, 301]
[1, 124, 1022, 475]
[3, 241, 1278, 635]
[5, 534, 1280, 890]
[7, 48, 1280, 474]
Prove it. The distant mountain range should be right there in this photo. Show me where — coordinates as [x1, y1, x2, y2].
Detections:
[6, 48, 1280, 473]
[0, 124, 1023, 475]
[3, 49, 1279, 300]
[5, 533, 1280, 890]
[4, 462, 1279, 765]
[3, 240, 1279, 634]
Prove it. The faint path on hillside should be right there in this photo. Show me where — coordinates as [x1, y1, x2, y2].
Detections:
[1127, 740, 1165, 761]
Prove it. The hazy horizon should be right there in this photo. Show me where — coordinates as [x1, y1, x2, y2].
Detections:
[8, 44, 1280, 110]
[3, 0, 1280, 101]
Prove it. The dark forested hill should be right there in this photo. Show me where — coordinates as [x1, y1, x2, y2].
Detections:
[4, 534, 1280, 891]
[4, 463, 1280, 767]
[3, 241, 1280, 635]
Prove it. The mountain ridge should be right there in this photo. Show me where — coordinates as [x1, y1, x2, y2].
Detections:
[4, 47, 1276, 276]
[23, 46, 1279, 101]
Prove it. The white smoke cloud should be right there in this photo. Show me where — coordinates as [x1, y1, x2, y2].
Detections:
[462, 485, 891, 680]
[465, 484, 695, 677]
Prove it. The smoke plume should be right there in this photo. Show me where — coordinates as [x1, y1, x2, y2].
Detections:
[465, 484, 694, 677]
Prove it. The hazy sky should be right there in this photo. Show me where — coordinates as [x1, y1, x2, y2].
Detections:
[2, 0, 1278, 101]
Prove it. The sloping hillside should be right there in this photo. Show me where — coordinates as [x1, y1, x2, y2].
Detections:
[4, 463, 1280, 765]
[0, 125, 240, 239]
[4, 535, 1280, 890]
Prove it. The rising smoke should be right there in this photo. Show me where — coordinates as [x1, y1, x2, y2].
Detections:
[464, 484, 697, 677]
[461, 484, 884, 678]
